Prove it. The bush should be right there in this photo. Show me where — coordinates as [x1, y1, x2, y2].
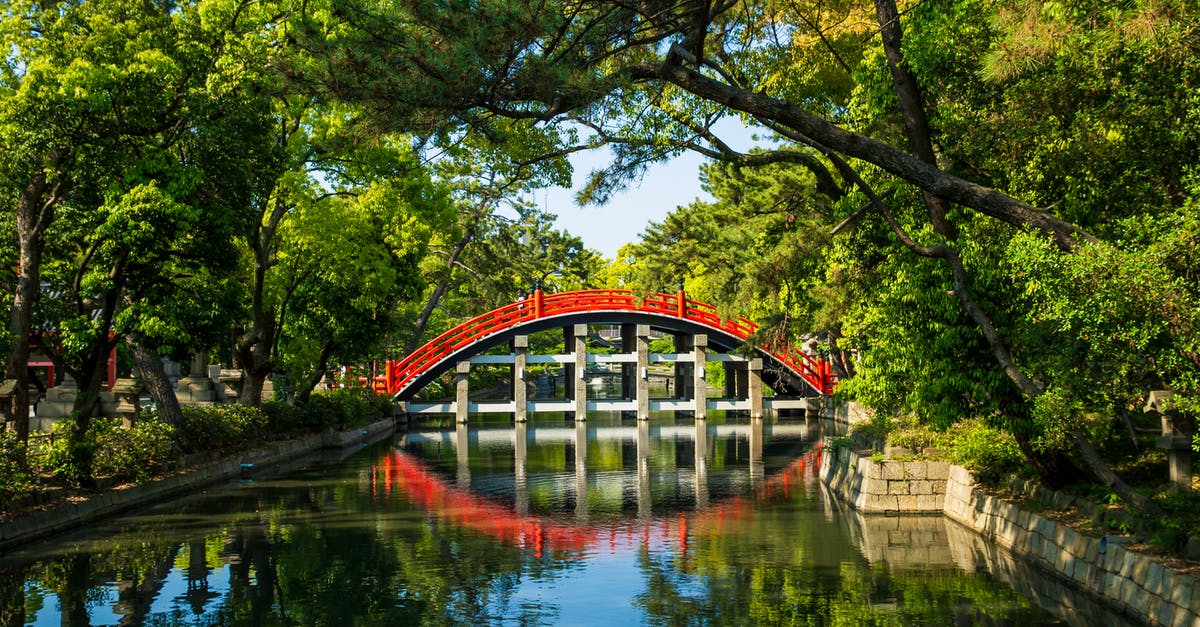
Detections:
[91, 417, 180, 481]
[262, 399, 322, 433]
[0, 433, 36, 505]
[33, 419, 94, 485]
[305, 388, 390, 429]
[178, 404, 269, 452]
[942, 418, 1024, 484]
[31, 416, 181, 484]
[847, 413, 894, 448]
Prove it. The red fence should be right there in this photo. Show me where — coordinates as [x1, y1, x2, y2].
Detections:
[385, 289, 836, 398]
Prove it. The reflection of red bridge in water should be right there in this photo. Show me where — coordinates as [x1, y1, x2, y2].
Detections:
[373, 444, 824, 558]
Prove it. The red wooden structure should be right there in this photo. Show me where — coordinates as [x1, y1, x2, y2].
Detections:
[384, 289, 836, 399]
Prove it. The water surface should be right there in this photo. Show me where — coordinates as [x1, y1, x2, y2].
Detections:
[0, 413, 1134, 625]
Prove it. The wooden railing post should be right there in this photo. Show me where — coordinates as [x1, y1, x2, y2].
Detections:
[676, 289, 686, 318]
[533, 289, 544, 319]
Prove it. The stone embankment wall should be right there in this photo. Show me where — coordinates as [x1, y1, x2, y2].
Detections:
[820, 445, 1200, 626]
[821, 446, 949, 513]
[0, 417, 395, 553]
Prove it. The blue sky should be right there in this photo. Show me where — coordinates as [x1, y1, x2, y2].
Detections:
[536, 118, 759, 259]
[536, 147, 713, 259]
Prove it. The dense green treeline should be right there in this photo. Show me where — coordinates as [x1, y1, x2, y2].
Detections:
[0, 0, 600, 484]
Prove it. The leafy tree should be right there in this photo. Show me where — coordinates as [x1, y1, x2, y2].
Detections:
[1, 0, 279, 472]
[232, 97, 454, 404]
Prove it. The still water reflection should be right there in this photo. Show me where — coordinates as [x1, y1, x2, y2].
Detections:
[0, 413, 1133, 625]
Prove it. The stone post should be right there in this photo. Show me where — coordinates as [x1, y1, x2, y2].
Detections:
[620, 323, 637, 402]
[748, 358, 764, 419]
[513, 335, 528, 422]
[693, 334, 708, 419]
[573, 324, 588, 420]
[455, 361, 471, 424]
[636, 325, 650, 420]
[1147, 390, 1193, 492]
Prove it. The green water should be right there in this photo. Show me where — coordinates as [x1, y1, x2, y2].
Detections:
[0, 413, 1136, 625]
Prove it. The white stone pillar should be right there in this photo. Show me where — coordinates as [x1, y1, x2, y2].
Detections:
[513, 335, 528, 422]
[455, 361, 470, 424]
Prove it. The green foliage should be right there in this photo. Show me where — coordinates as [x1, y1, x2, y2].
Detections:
[847, 412, 894, 446]
[0, 434, 36, 505]
[303, 388, 392, 430]
[88, 418, 180, 482]
[941, 419, 1025, 484]
[177, 404, 270, 453]
[33, 416, 180, 484]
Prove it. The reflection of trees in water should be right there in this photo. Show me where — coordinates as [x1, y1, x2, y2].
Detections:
[0, 443, 1074, 625]
[628, 486, 1050, 626]
[1, 453, 568, 625]
[0, 565, 26, 626]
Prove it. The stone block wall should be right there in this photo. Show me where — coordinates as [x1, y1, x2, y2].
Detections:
[944, 468, 1200, 626]
[820, 441, 1200, 626]
[820, 445, 948, 513]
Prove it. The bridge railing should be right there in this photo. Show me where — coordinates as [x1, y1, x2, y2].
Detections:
[386, 289, 836, 397]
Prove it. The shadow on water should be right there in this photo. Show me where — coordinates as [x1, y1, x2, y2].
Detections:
[0, 412, 1142, 626]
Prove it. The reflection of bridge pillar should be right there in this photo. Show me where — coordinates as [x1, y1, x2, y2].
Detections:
[575, 421, 588, 521]
[749, 417, 764, 488]
[456, 422, 470, 488]
[693, 334, 707, 419]
[514, 422, 528, 516]
[749, 358, 764, 419]
[636, 325, 650, 420]
[694, 420, 709, 510]
[513, 335, 528, 422]
[637, 420, 651, 518]
[455, 361, 470, 423]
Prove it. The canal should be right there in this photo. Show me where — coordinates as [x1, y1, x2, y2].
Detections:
[0, 412, 1140, 625]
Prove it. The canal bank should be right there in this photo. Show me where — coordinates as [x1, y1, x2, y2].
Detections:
[0, 416, 397, 553]
[819, 442, 1200, 626]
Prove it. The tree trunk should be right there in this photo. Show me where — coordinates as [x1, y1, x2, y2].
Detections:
[648, 56, 1095, 250]
[1011, 429, 1085, 490]
[874, 0, 956, 241]
[5, 167, 59, 450]
[126, 338, 191, 451]
[404, 225, 475, 354]
[240, 367, 268, 406]
[295, 340, 337, 404]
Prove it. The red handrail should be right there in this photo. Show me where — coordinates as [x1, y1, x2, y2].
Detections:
[387, 289, 836, 397]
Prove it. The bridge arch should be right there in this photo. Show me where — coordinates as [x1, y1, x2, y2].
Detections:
[386, 289, 835, 401]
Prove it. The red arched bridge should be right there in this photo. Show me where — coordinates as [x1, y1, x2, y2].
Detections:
[382, 289, 836, 401]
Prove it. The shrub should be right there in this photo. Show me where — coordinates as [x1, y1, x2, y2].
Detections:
[943, 418, 1024, 483]
[847, 413, 894, 448]
[89, 417, 180, 482]
[31, 416, 181, 484]
[262, 399, 322, 433]
[33, 418, 93, 485]
[178, 404, 269, 452]
[0, 433, 36, 505]
[305, 388, 390, 429]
